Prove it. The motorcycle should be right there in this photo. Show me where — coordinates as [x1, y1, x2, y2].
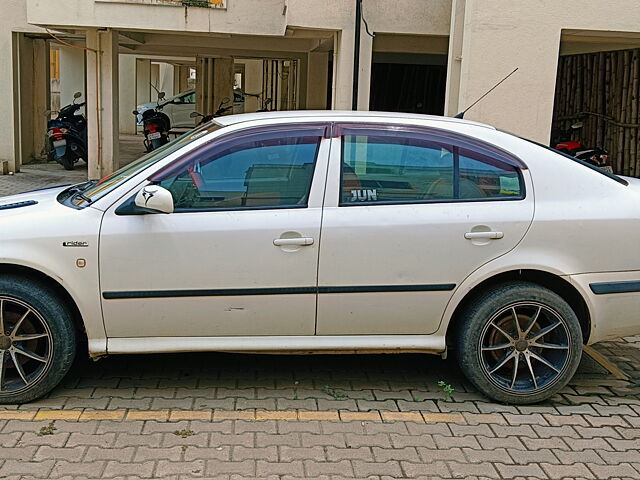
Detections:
[46, 92, 87, 170]
[551, 121, 612, 172]
[133, 92, 171, 152]
[189, 97, 233, 126]
[257, 97, 273, 112]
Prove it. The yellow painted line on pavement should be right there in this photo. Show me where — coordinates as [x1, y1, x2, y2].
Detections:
[5, 409, 629, 426]
[0, 408, 469, 423]
[583, 345, 629, 380]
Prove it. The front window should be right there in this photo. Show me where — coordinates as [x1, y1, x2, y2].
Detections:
[154, 128, 323, 211]
[181, 92, 196, 104]
[67, 123, 221, 207]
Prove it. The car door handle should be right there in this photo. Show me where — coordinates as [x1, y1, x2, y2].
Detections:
[464, 231, 504, 240]
[273, 237, 315, 247]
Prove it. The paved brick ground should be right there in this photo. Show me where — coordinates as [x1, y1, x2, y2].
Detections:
[1, 147, 640, 479]
[0, 338, 637, 479]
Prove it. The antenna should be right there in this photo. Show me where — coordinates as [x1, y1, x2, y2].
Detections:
[454, 67, 518, 119]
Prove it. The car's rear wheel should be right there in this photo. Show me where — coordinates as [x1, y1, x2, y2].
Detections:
[0, 277, 76, 404]
[456, 282, 582, 404]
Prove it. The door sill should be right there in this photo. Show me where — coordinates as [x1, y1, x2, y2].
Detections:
[105, 335, 446, 355]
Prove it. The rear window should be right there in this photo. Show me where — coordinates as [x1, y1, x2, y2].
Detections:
[511, 133, 628, 186]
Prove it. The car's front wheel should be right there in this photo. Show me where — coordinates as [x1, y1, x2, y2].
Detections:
[0, 276, 76, 404]
[456, 282, 583, 404]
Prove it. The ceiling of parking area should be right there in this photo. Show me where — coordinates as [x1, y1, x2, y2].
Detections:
[561, 29, 640, 55]
[32, 27, 334, 61]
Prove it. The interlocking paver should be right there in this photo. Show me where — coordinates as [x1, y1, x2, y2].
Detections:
[0, 224, 633, 480]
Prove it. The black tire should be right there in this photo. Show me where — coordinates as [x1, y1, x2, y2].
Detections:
[456, 282, 583, 404]
[61, 154, 75, 171]
[0, 276, 77, 404]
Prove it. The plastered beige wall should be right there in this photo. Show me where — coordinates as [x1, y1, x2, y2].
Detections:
[454, 0, 640, 142]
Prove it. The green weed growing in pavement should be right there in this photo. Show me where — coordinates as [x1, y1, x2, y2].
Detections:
[173, 429, 195, 438]
[437, 380, 455, 401]
[181, 445, 188, 453]
[323, 385, 349, 400]
[412, 395, 423, 402]
[38, 421, 56, 436]
[292, 393, 298, 400]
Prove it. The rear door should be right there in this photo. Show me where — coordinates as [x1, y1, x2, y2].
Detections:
[316, 124, 534, 335]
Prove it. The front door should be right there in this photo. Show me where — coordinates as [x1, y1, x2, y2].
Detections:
[171, 92, 197, 128]
[316, 125, 534, 335]
[99, 125, 329, 338]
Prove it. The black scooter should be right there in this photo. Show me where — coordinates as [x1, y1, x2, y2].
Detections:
[133, 92, 171, 152]
[46, 92, 87, 170]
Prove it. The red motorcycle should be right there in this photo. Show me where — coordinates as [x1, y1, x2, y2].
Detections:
[551, 121, 612, 173]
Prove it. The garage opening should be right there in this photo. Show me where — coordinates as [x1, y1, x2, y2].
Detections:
[552, 32, 640, 176]
[369, 34, 448, 115]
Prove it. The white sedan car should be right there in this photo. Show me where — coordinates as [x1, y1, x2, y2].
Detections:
[1, 111, 639, 404]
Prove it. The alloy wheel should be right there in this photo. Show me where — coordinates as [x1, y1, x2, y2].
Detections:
[0, 297, 53, 395]
[478, 301, 572, 395]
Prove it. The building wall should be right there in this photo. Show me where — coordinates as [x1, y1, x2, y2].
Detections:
[0, 0, 46, 171]
[451, 0, 640, 142]
[5, 0, 640, 172]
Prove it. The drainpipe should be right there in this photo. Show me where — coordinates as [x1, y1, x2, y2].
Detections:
[352, 0, 362, 110]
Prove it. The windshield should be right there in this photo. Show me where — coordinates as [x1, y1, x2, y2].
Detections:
[69, 123, 221, 207]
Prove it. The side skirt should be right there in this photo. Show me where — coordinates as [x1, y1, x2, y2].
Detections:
[105, 335, 446, 355]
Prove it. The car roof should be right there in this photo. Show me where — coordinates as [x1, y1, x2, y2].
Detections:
[213, 110, 496, 130]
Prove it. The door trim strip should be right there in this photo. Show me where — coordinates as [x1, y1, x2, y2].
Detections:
[102, 284, 457, 300]
[589, 281, 640, 295]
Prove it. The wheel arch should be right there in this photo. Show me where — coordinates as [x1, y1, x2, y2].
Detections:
[445, 269, 591, 348]
[0, 263, 87, 347]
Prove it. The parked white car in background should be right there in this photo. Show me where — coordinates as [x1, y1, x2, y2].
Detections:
[136, 90, 197, 128]
[1, 111, 639, 405]
[137, 89, 245, 129]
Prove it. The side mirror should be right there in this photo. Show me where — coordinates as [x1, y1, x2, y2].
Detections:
[134, 185, 174, 214]
[571, 121, 584, 129]
[74, 92, 82, 99]
[158, 92, 166, 100]
[221, 97, 230, 104]
[189, 111, 201, 118]
[132, 110, 139, 115]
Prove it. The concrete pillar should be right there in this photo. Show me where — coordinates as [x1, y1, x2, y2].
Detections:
[356, 33, 373, 111]
[213, 58, 233, 113]
[118, 54, 137, 135]
[7, 33, 20, 173]
[13, 34, 51, 168]
[297, 56, 308, 110]
[59, 45, 85, 107]
[306, 52, 329, 110]
[136, 58, 151, 107]
[173, 65, 190, 94]
[444, 0, 466, 116]
[196, 56, 233, 115]
[158, 63, 174, 97]
[86, 28, 119, 179]
[150, 63, 160, 101]
[332, 30, 355, 109]
[243, 59, 262, 112]
[31, 39, 50, 163]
